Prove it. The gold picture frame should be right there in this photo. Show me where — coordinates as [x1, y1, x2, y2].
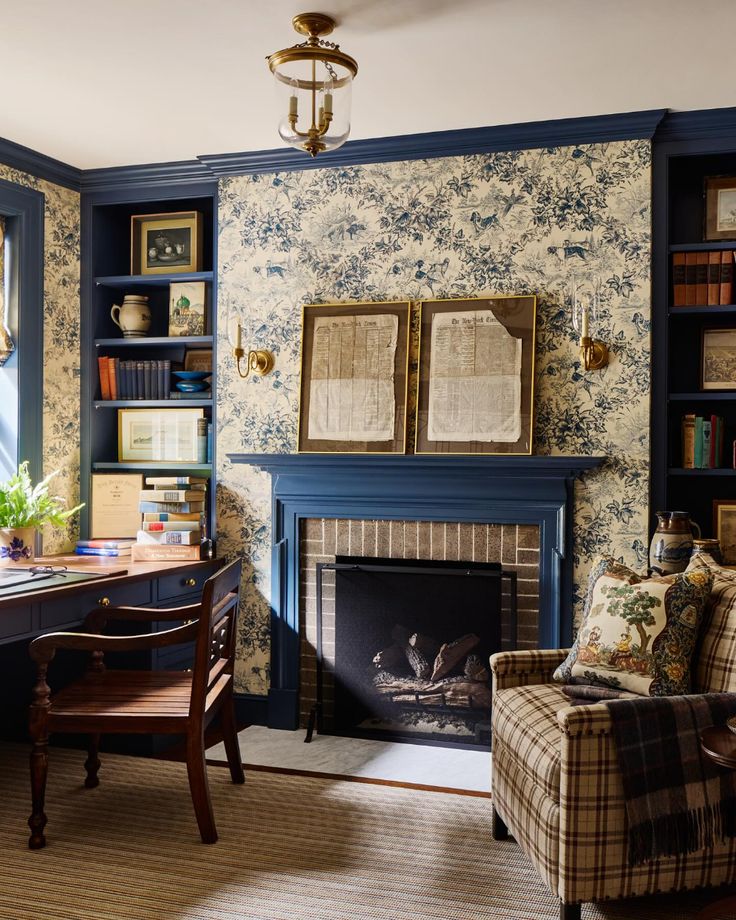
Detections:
[705, 176, 736, 241]
[131, 211, 203, 275]
[118, 407, 204, 462]
[298, 301, 411, 454]
[701, 327, 736, 390]
[415, 295, 537, 455]
[714, 500, 736, 565]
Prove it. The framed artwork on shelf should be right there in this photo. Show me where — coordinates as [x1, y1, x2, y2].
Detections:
[298, 300, 411, 454]
[705, 176, 736, 241]
[131, 211, 203, 275]
[415, 295, 537, 455]
[118, 408, 204, 462]
[714, 500, 736, 565]
[701, 328, 736, 390]
[184, 349, 213, 372]
[169, 281, 207, 336]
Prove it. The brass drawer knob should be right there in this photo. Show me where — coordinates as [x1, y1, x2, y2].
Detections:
[98, 597, 111, 607]
[184, 578, 196, 587]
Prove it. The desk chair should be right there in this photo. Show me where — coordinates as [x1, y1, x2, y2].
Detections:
[27, 558, 244, 849]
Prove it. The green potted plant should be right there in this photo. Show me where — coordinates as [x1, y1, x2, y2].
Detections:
[0, 462, 83, 564]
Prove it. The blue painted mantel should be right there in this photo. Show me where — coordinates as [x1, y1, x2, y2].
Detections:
[229, 453, 603, 729]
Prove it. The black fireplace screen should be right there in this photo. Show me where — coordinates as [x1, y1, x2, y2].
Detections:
[307, 556, 517, 748]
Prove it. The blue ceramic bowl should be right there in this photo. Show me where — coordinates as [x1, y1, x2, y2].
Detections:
[175, 380, 209, 393]
[172, 371, 211, 381]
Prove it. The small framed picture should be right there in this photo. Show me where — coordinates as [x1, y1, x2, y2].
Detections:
[714, 500, 736, 565]
[415, 295, 537, 455]
[701, 328, 736, 390]
[118, 408, 204, 462]
[169, 281, 207, 336]
[184, 349, 213, 372]
[131, 211, 203, 275]
[705, 177, 736, 241]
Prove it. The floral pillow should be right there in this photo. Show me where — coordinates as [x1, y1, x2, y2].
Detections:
[553, 556, 713, 696]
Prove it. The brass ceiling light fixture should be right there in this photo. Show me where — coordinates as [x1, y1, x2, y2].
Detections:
[267, 12, 358, 158]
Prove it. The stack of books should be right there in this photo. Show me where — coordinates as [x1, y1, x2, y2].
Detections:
[132, 476, 207, 561]
[672, 251, 734, 307]
[681, 413, 725, 468]
[98, 358, 171, 400]
[75, 538, 137, 557]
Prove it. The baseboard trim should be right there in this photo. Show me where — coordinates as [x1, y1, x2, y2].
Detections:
[233, 693, 268, 726]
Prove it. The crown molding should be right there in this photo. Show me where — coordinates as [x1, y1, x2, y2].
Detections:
[0, 136, 82, 191]
[81, 159, 213, 193]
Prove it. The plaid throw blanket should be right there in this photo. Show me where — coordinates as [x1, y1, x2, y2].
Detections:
[605, 694, 736, 865]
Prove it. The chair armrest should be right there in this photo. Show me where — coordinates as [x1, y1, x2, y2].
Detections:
[490, 649, 570, 691]
[83, 602, 201, 632]
[557, 702, 613, 736]
[29, 622, 198, 664]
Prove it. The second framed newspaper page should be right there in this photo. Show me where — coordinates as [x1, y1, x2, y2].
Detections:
[298, 301, 411, 453]
[416, 295, 536, 455]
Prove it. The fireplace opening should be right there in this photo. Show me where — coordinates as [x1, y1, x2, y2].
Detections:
[308, 555, 517, 749]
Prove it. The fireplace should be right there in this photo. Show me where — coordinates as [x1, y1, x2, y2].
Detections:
[228, 453, 603, 730]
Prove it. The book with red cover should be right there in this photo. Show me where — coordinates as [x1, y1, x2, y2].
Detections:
[672, 252, 687, 306]
[708, 251, 721, 305]
[107, 357, 118, 401]
[695, 251, 709, 304]
[98, 356, 110, 400]
[721, 251, 734, 305]
[685, 252, 697, 305]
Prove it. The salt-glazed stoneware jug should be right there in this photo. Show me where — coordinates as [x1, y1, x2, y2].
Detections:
[110, 294, 151, 338]
[649, 510, 701, 575]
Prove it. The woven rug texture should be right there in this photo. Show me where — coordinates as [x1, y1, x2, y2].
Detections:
[0, 744, 729, 919]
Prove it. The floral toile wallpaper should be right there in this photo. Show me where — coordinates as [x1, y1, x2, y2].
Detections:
[217, 140, 652, 695]
[0, 165, 81, 552]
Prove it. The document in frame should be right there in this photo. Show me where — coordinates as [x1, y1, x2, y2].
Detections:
[427, 308, 522, 442]
[308, 313, 398, 441]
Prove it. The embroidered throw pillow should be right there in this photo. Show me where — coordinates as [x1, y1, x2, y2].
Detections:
[553, 555, 713, 696]
[686, 552, 736, 693]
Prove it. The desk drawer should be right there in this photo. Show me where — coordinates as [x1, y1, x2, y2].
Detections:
[40, 580, 151, 630]
[157, 567, 208, 603]
[0, 605, 33, 641]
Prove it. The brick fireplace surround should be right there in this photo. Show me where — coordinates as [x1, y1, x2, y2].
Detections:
[229, 453, 602, 729]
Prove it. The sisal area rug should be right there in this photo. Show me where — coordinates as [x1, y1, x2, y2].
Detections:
[0, 744, 729, 919]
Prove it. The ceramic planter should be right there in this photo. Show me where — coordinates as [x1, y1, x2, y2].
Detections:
[0, 527, 36, 564]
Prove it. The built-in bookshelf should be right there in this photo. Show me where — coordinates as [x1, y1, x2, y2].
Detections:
[80, 184, 218, 551]
[653, 144, 736, 538]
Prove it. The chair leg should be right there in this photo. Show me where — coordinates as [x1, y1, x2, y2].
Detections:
[186, 733, 217, 844]
[220, 694, 245, 785]
[491, 804, 509, 841]
[560, 901, 581, 920]
[28, 738, 49, 849]
[84, 733, 101, 788]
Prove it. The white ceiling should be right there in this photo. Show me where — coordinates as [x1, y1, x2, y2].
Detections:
[2, 0, 735, 170]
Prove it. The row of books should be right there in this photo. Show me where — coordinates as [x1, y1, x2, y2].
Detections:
[672, 251, 734, 307]
[681, 414, 725, 468]
[76, 476, 208, 560]
[98, 358, 172, 401]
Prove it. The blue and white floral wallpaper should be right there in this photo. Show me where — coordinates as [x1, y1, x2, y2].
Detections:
[0, 165, 81, 552]
[217, 140, 652, 695]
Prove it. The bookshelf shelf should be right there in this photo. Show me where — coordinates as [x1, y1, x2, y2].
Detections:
[93, 399, 213, 409]
[92, 462, 213, 473]
[668, 468, 736, 476]
[670, 242, 736, 252]
[95, 271, 214, 288]
[669, 305, 736, 315]
[669, 392, 736, 401]
[95, 336, 213, 348]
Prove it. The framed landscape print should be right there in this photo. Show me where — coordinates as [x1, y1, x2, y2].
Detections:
[705, 176, 736, 241]
[118, 408, 203, 462]
[131, 211, 203, 275]
[298, 301, 411, 454]
[701, 328, 736, 390]
[415, 295, 537, 455]
[714, 500, 736, 565]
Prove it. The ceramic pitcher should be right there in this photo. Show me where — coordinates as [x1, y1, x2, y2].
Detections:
[649, 511, 701, 575]
[110, 295, 151, 338]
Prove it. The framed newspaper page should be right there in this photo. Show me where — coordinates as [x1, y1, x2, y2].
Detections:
[415, 295, 536, 455]
[298, 301, 411, 453]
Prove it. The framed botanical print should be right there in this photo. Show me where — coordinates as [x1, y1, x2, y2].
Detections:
[705, 176, 736, 241]
[298, 301, 411, 453]
[415, 295, 537, 455]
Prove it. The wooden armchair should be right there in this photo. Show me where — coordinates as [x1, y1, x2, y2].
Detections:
[27, 558, 244, 849]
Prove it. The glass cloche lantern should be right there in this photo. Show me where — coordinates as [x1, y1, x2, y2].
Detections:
[267, 13, 358, 158]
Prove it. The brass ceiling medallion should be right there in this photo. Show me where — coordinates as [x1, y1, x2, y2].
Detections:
[267, 12, 358, 158]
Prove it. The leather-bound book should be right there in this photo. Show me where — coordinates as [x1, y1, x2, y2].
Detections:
[708, 250, 721, 304]
[672, 252, 687, 306]
[695, 251, 709, 304]
[720, 251, 734, 305]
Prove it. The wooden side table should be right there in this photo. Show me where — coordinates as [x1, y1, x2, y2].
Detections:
[697, 727, 736, 919]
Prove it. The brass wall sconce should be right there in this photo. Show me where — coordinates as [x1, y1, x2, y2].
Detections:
[226, 303, 275, 379]
[570, 276, 609, 371]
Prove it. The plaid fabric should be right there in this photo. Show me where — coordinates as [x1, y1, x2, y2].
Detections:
[606, 694, 736, 864]
[490, 649, 569, 691]
[561, 683, 638, 704]
[492, 651, 736, 906]
[686, 553, 736, 693]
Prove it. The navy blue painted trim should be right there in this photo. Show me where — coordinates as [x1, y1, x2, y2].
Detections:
[199, 110, 667, 178]
[0, 136, 81, 191]
[81, 159, 213, 193]
[654, 107, 736, 145]
[233, 692, 268, 727]
[0, 178, 44, 484]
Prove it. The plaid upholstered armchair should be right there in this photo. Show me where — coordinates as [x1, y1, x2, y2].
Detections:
[490, 554, 736, 920]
